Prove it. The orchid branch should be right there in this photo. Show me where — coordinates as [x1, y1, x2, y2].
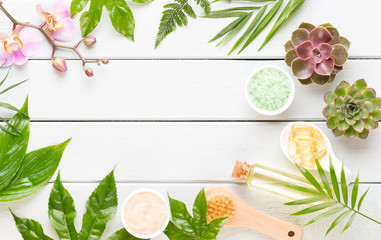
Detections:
[0, 1, 108, 77]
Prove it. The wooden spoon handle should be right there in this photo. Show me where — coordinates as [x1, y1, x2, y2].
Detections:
[236, 207, 303, 240]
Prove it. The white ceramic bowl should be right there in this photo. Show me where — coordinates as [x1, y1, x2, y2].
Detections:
[121, 189, 170, 239]
[245, 65, 295, 116]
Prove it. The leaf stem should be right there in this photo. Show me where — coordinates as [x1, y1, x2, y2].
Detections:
[335, 200, 381, 225]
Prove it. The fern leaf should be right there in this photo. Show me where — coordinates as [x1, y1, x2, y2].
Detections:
[155, 0, 206, 48]
[195, 0, 211, 14]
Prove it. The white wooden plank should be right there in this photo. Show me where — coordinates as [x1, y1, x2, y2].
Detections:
[1, 183, 380, 240]
[25, 122, 381, 182]
[0, 0, 380, 59]
[2, 60, 380, 120]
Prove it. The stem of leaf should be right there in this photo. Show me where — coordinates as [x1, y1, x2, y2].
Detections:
[335, 200, 381, 225]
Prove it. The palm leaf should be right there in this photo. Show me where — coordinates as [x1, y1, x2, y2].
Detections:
[314, 157, 332, 198]
[341, 161, 348, 205]
[295, 163, 325, 194]
[258, 0, 305, 50]
[229, 6, 267, 54]
[351, 171, 359, 208]
[238, 0, 283, 54]
[325, 210, 351, 235]
[357, 187, 369, 211]
[0, 79, 28, 95]
[216, 12, 253, 46]
[304, 206, 345, 226]
[0, 67, 11, 87]
[283, 183, 324, 195]
[291, 201, 337, 216]
[342, 213, 356, 232]
[209, 14, 248, 42]
[285, 155, 381, 235]
[285, 196, 329, 206]
[329, 156, 341, 201]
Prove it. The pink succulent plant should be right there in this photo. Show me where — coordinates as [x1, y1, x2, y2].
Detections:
[285, 23, 350, 86]
[0, 26, 43, 67]
[36, 0, 75, 42]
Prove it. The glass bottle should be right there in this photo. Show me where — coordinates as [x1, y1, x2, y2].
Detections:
[232, 160, 320, 200]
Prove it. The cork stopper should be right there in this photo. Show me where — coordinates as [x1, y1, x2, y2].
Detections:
[231, 160, 250, 181]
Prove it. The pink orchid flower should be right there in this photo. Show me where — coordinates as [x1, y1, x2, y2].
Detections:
[36, 0, 75, 42]
[0, 26, 43, 67]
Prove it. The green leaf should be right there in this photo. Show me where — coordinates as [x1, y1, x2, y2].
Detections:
[200, 217, 228, 240]
[204, 11, 248, 18]
[342, 213, 356, 232]
[105, 0, 135, 41]
[80, 0, 104, 37]
[0, 139, 70, 201]
[195, 0, 211, 14]
[168, 193, 196, 236]
[70, 0, 90, 17]
[78, 170, 118, 240]
[351, 171, 359, 208]
[48, 173, 78, 240]
[259, 0, 305, 50]
[0, 79, 28, 95]
[304, 206, 345, 226]
[0, 97, 29, 191]
[238, 0, 283, 54]
[11, 211, 53, 240]
[291, 201, 337, 215]
[164, 221, 194, 240]
[283, 183, 323, 195]
[326, 210, 351, 235]
[192, 188, 208, 235]
[341, 161, 348, 205]
[106, 228, 147, 240]
[285, 196, 329, 205]
[329, 156, 340, 202]
[295, 164, 325, 194]
[216, 12, 253, 46]
[315, 157, 333, 198]
[0, 66, 11, 87]
[209, 14, 247, 43]
[229, 6, 267, 54]
[357, 187, 369, 210]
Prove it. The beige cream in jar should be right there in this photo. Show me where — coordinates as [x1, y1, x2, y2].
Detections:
[122, 189, 169, 239]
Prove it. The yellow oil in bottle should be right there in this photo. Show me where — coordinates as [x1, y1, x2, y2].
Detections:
[245, 163, 320, 200]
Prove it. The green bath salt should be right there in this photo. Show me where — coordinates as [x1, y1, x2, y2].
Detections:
[248, 67, 291, 111]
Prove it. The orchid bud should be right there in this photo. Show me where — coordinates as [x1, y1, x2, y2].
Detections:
[85, 68, 94, 77]
[102, 59, 109, 64]
[52, 57, 67, 73]
[84, 36, 96, 46]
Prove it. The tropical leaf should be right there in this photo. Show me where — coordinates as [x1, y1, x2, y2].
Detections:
[106, 228, 147, 240]
[11, 211, 54, 240]
[205, 0, 305, 53]
[78, 170, 118, 240]
[155, 0, 211, 48]
[48, 172, 78, 240]
[284, 156, 381, 235]
[259, 0, 305, 50]
[0, 139, 71, 201]
[0, 98, 29, 191]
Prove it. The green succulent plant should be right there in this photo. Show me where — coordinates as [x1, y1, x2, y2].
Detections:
[323, 79, 381, 139]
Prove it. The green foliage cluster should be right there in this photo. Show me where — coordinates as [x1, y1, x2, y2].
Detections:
[0, 97, 70, 202]
[70, 0, 154, 40]
[285, 156, 381, 235]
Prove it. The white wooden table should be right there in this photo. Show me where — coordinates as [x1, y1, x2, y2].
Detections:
[1, 0, 381, 239]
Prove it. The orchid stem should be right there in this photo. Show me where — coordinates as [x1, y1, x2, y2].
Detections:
[0, 1, 107, 76]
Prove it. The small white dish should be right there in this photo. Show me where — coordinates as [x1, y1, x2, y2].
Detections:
[245, 65, 295, 116]
[280, 122, 354, 182]
[121, 189, 170, 239]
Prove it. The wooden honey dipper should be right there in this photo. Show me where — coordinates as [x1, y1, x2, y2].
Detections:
[206, 186, 303, 240]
